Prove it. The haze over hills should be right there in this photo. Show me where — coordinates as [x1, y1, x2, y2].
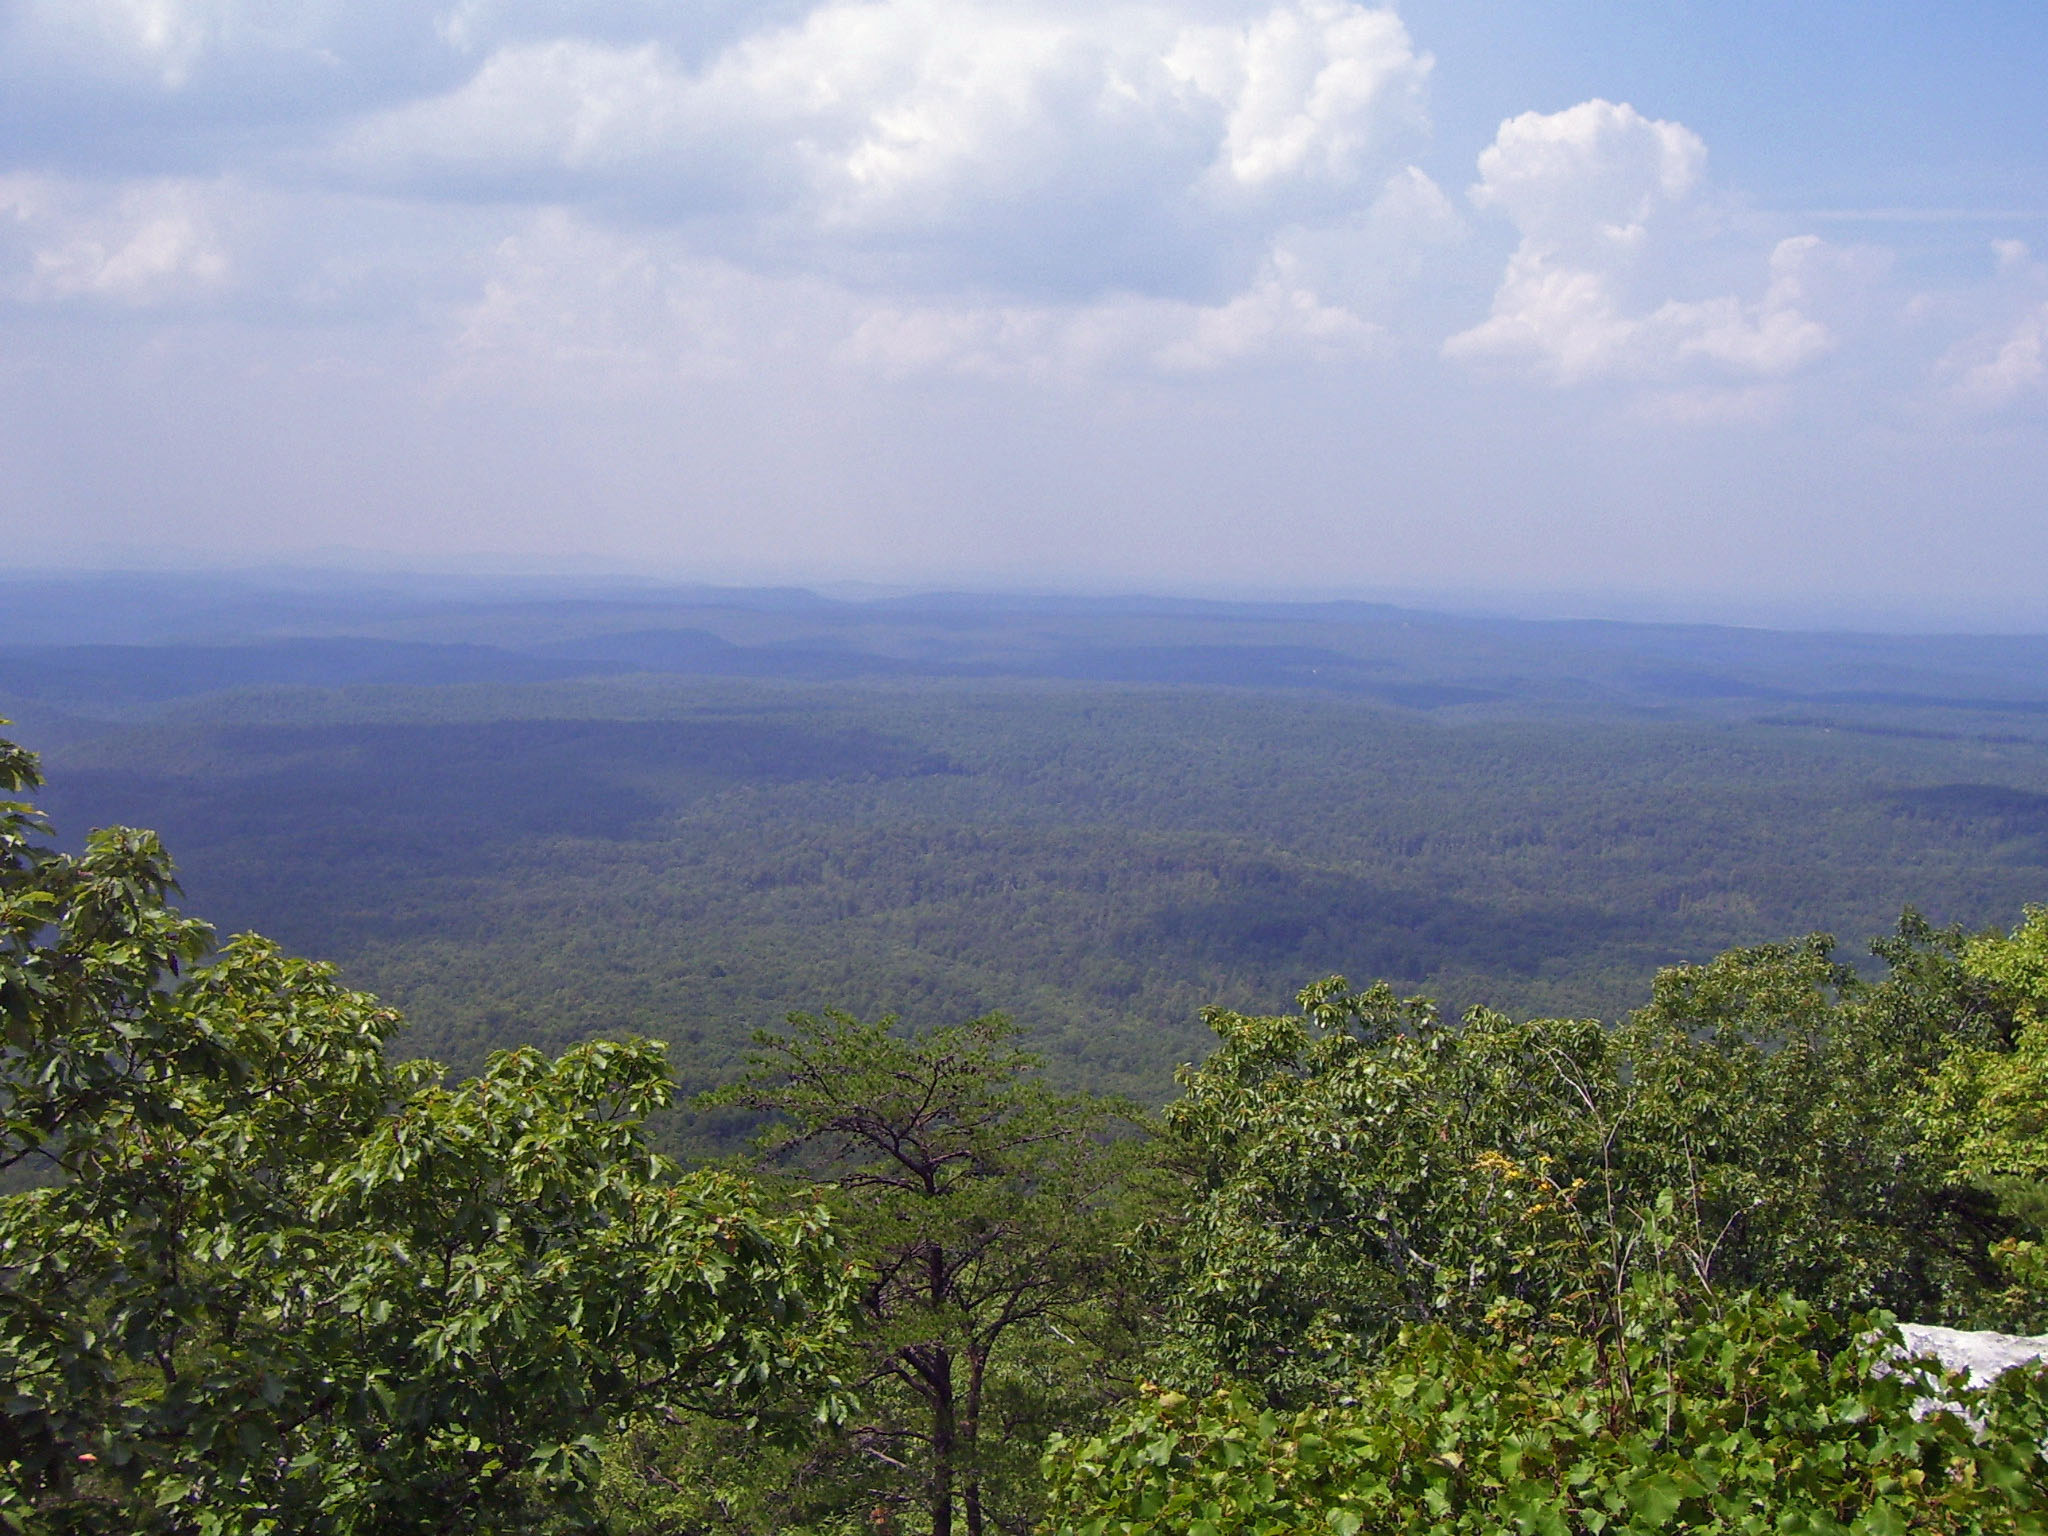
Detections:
[11, 572, 2048, 723]
[9, 572, 2048, 1129]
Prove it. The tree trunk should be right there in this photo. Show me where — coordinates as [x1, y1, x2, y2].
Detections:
[963, 1346, 988, 1536]
[928, 1347, 956, 1536]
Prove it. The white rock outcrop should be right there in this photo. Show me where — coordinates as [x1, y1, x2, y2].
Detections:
[1886, 1323, 2048, 1434]
[1895, 1324, 2048, 1390]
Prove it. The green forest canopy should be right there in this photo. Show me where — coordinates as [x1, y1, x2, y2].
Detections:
[30, 671, 2048, 1137]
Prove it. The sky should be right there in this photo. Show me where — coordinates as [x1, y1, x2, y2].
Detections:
[1, 0, 2045, 626]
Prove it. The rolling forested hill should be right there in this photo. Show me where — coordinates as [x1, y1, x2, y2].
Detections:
[11, 572, 2048, 1127]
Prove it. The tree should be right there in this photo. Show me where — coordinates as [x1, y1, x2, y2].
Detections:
[1919, 905, 2048, 1327]
[0, 728, 852, 1534]
[711, 1011, 1138, 1536]
[1143, 929, 2004, 1405]
[1053, 926, 2048, 1536]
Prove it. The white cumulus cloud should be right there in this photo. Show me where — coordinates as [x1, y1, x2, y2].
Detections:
[1931, 240, 2048, 411]
[1445, 99, 1835, 387]
[0, 175, 232, 302]
[1656, 236, 1834, 373]
[1165, 0, 1427, 190]
[338, 0, 1431, 295]
[1944, 302, 2048, 410]
[1468, 97, 1702, 252]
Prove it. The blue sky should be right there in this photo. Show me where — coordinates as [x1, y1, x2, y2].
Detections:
[1, 0, 2043, 625]
[1412, 3, 2046, 214]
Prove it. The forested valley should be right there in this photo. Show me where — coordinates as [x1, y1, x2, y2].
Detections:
[16, 578, 2048, 1122]
[8, 577, 2048, 1533]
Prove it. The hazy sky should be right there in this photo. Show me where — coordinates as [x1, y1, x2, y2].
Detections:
[3, 0, 2045, 623]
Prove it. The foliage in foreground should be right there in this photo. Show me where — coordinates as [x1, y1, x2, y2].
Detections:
[1920, 905, 2048, 1320]
[1139, 931, 2016, 1406]
[1044, 1288, 2048, 1536]
[0, 729, 851, 1535]
[620, 1012, 1142, 1536]
[1046, 905, 2048, 1536]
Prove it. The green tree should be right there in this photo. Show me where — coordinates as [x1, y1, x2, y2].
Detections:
[0, 728, 851, 1534]
[1144, 929, 2002, 1404]
[1056, 925, 2048, 1536]
[1919, 905, 2048, 1325]
[1922, 906, 2048, 1184]
[709, 1011, 1138, 1536]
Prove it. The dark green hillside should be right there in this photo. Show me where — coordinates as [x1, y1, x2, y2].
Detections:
[30, 669, 2048, 1124]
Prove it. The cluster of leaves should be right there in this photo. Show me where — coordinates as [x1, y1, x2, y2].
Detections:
[0, 730, 851, 1535]
[1139, 929, 2012, 1404]
[1918, 905, 2048, 1325]
[1044, 1289, 2048, 1536]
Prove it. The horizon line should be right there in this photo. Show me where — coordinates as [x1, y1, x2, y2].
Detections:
[4, 561, 2048, 641]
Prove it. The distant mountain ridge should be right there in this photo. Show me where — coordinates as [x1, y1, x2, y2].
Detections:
[7, 580, 2048, 728]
